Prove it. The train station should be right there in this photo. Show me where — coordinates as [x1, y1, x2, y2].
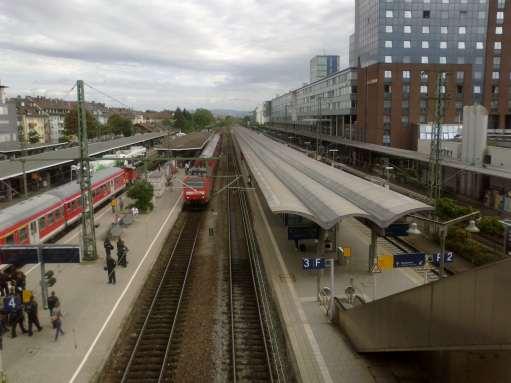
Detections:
[0, 123, 509, 383]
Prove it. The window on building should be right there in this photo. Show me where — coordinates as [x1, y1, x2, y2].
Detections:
[404, 10, 412, 18]
[457, 85, 464, 96]
[456, 71, 464, 80]
[422, 26, 430, 34]
[385, 40, 393, 48]
[495, 41, 502, 50]
[498, 0, 506, 8]
[440, 56, 447, 64]
[458, 41, 466, 49]
[496, 26, 503, 35]
[423, 10, 430, 18]
[402, 70, 411, 79]
[492, 85, 499, 94]
[384, 70, 392, 79]
[458, 26, 466, 34]
[403, 84, 411, 94]
[404, 25, 411, 33]
[441, 26, 448, 34]
[497, 11, 504, 22]
[404, 40, 411, 48]
[476, 42, 484, 49]
[440, 41, 447, 49]
[422, 41, 429, 49]
[474, 85, 481, 94]
[420, 85, 428, 94]
[385, 55, 392, 63]
[494, 56, 501, 68]
[492, 71, 500, 80]
[386, 10, 393, 18]
[420, 71, 428, 81]
[386, 25, 393, 33]
[421, 56, 429, 64]
[384, 84, 392, 94]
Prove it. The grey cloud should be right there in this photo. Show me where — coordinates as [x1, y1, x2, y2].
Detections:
[0, 0, 354, 110]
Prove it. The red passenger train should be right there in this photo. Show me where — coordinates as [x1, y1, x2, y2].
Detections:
[0, 167, 134, 246]
[183, 133, 222, 206]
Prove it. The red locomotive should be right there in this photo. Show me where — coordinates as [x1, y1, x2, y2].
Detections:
[0, 167, 132, 246]
[183, 133, 221, 206]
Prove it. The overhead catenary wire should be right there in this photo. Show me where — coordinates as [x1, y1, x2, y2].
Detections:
[83, 82, 132, 110]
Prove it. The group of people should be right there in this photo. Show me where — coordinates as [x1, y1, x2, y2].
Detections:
[103, 237, 129, 285]
[0, 268, 64, 341]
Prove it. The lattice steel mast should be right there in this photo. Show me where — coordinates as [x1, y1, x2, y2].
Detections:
[77, 80, 97, 261]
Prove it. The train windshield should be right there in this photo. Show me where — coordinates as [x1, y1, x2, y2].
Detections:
[185, 177, 204, 188]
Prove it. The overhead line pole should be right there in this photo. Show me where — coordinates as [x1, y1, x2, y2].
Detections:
[77, 80, 98, 261]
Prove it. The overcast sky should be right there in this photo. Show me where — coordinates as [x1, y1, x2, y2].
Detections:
[0, 0, 354, 111]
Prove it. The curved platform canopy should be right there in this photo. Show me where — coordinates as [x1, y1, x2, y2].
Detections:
[234, 126, 432, 230]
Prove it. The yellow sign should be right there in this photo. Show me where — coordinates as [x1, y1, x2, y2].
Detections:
[22, 289, 33, 304]
[377, 255, 394, 270]
[343, 247, 352, 257]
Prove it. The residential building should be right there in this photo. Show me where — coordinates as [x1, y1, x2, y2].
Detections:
[17, 103, 49, 144]
[0, 81, 17, 142]
[310, 55, 340, 83]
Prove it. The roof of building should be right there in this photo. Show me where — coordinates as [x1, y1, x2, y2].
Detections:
[271, 125, 511, 181]
[0, 141, 67, 154]
[235, 126, 432, 229]
[0, 132, 166, 181]
[155, 131, 210, 152]
[200, 133, 220, 158]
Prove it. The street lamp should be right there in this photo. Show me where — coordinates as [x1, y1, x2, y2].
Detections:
[407, 211, 480, 277]
[384, 166, 394, 190]
[328, 149, 339, 167]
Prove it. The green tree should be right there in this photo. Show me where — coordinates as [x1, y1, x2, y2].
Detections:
[193, 108, 215, 130]
[127, 180, 154, 213]
[28, 129, 41, 144]
[107, 114, 134, 137]
[64, 107, 97, 140]
[174, 107, 185, 132]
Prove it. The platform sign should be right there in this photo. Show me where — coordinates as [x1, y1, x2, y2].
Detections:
[394, 252, 426, 268]
[377, 254, 394, 270]
[302, 257, 326, 271]
[42, 246, 81, 263]
[431, 251, 454, 266]
[0, 246, 38, 264]
[3, 295, 21, 313]
[385, 223, 410, 237]
[288, 226, 320, 241]
[0, 245, 81, 264]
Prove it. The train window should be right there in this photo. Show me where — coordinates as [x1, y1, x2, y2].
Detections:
[55, 208, 62, 220]
[38, 216, 46, 229]
[186, 177, 205, 188]
[47, 212, 54, 224]
[5, 233, 15, 244]
[30, 221, 37, 235]
[19, 227, 28, 241]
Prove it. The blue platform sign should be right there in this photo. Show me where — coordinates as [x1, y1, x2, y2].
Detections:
[3, 295, 21, 313]
[302, 258, 326, 271]
[432, 251, 454, 266]
[394, 252, 426, 268]
[0, 245, 81, 264]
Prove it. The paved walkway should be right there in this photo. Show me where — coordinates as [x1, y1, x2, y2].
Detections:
[3, 179, 183, 383]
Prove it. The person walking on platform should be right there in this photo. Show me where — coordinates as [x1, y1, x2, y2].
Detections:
[111, 198, 117, 213]
[119, 197, 124, 212]
[7, 293, 26, 338]
[25, 296, 42, 336]
[52, 302, 64, 341]
[104, 238, 114, 258]
[47, 291, 59, 316]
[106, 255, 117, 284]
[117, 237, 128, 268]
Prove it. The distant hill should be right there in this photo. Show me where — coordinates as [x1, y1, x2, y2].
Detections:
[210, 109, 251, 118]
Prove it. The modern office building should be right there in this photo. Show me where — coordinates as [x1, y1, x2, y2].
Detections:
[0, 81, 18, 143]
[350, 0, 511, 147]
[267, 0, 511, 151]
[310, 55, 340, 83]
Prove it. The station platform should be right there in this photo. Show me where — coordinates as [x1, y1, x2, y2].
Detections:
[3, 176, 183, 382]
[238, 156, 429, 382]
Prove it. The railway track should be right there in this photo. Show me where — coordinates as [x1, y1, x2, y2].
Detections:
[121, 213, 201, 383]
[226, 135, 286, 383]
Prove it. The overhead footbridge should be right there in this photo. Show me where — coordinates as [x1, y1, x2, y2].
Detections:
[233, 126, 432, 231]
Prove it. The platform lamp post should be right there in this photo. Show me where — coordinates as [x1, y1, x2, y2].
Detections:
[304, 141, 312, 157]
[407, 211, 480, 277]
[328, 149, 338, 167]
